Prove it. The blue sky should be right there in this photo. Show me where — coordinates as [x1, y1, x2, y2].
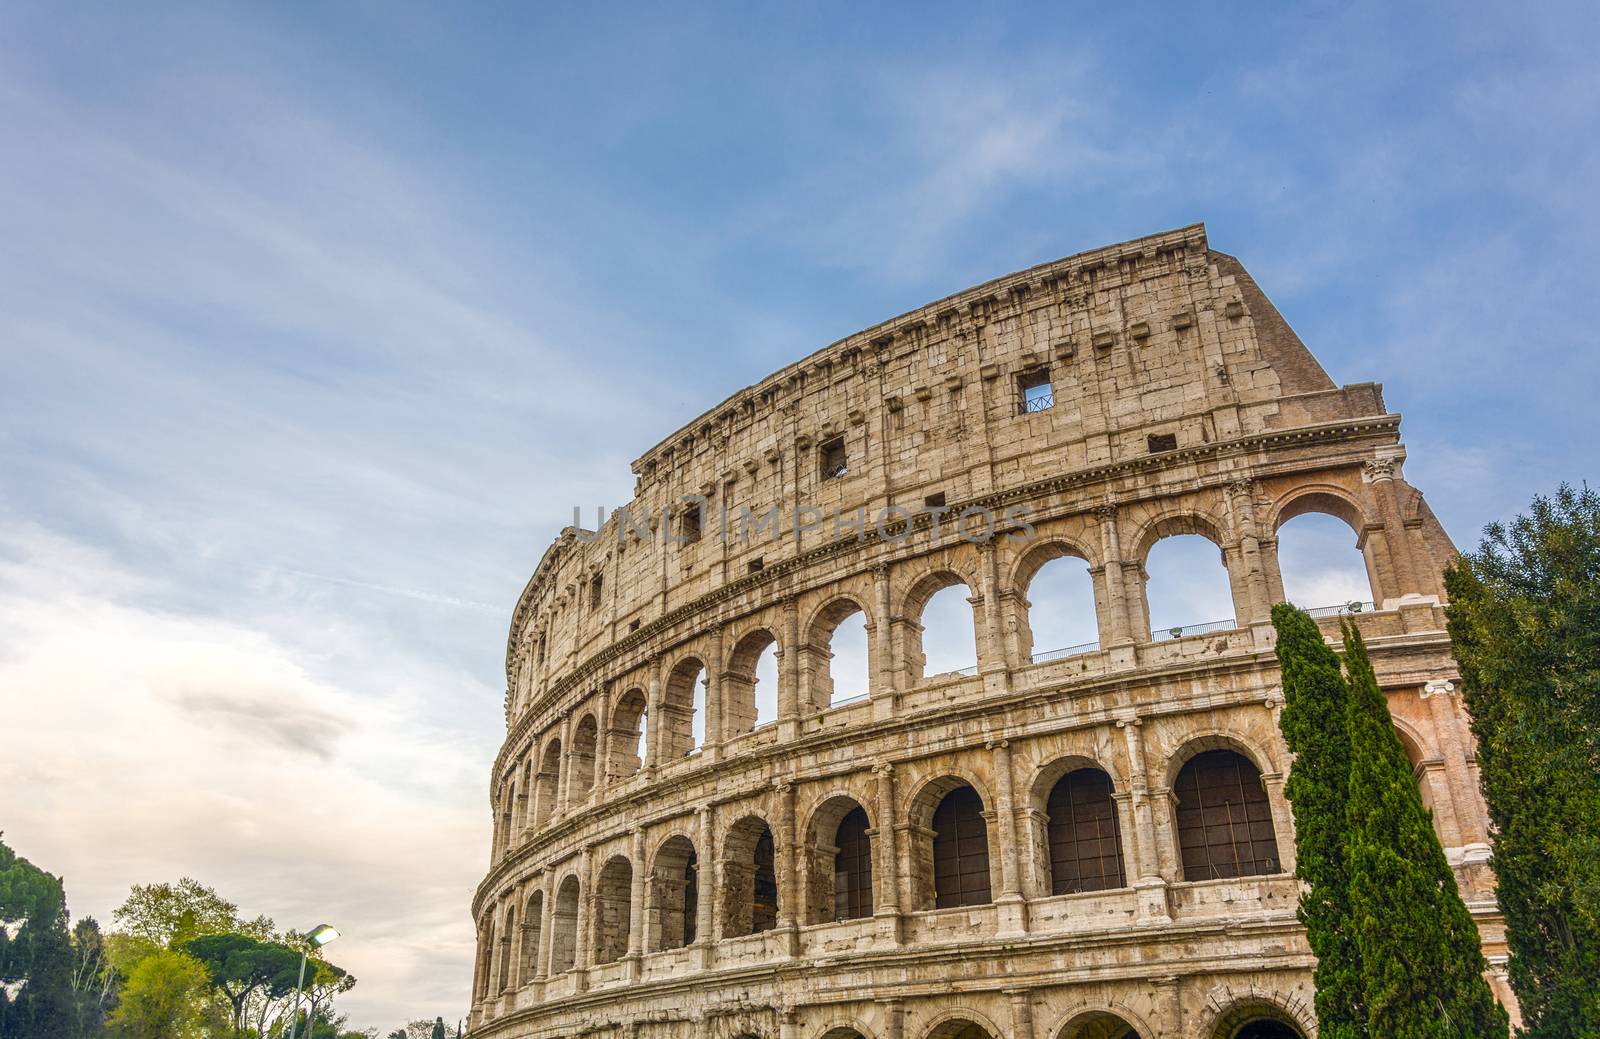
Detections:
[2, 0, 1596, 1029]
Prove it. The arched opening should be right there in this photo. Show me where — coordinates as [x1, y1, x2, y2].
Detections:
[804, 797, 873, 924]
[569, 713, 598, 800]
[1210, 1002, 1307, 1039]
[1016, 543, 1100, 662]
[474, 915, 494, 1000]
[721, 816, 778, 938]
[497, 778, 514, 855]
[808, 598, 871, 710]
[754, 640, 779, 726]
[519, 890, 542, 984]
[534, 739, 561, 827]
[550, 875, 580, 973]
[648, 835, 698, 951]
[1395, 726, 1436, 814]
[907, 572, 978, 680]
[817, 1029, 867, 1039]
[1174, 749, 1282, 881]
[1059, 1012, 1144, 1039]
[925, 1019, 996, 1039]
[913, 780, 992, 910]
[1045, 768, 1126, 894]
[1276, 508, 1376, 612]
[725, 629, 779, 735]
[592, 855, 633, 964]
[496, 905, 516, 992]
[1143, 526, 1236, 640]
[662, 657, 707, 757]
[515, 759, 532, 837]
[607, 688, 648, 780]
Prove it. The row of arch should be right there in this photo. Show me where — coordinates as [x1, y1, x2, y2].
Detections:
[477, 745, 1283, 1001]
[512, 479, 1406, 715]
[496, 508, 1379, 854]
[814, 1011, 1306, 1039]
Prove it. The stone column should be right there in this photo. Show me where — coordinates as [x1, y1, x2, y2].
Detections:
[1116, 713, 1171, 922]
[776, 781, 801, 955]
[573, 846, 593, 993]
[873, 763, 902, 942]
[1095, 505, 1138, 650]
[977, 540, 1010, 692]
[555, 710, 573, 818]
[1259, 769, 1297, 874]
[1007, 989, 1035, 1039]
[627, 828, 647, 978]
[1226, 478, 1274, 630]
[871, 563, 897, 718]
[779, 597, 801, 739]
[1421, 680, 1486, 843]
[989, 739, 1028, 934]
[1151, 975, 1182, 1036]
[596, 685, 614, 788]
[881, 999, 904, 1039]
[696, 803, 718, 969]
[1365, 457, 1421, 601]
[645, 656, 663, 771]
[700, 625, 725, 760]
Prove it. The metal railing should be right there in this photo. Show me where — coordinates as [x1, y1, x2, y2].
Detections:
[1302, 600, 1375, 618]
[1031, 640, 1100, 664]
[1021, 392, 1055, 414]
[1151, 616, 1238, 641]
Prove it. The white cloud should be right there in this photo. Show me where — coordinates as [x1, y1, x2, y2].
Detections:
[0, 524, 490, 1027]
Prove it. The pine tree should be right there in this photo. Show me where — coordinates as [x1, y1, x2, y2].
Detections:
[1272, 603, 1365, 1038]
[1342, 622, 1508, 1038]
[0, 835, 75, 1039]
[1444, 484, 1600, 1036]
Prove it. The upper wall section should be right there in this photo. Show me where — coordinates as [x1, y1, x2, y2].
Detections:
[502, 223, 1388, 713]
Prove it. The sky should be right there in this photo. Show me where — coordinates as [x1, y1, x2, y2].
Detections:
[2, 0, 1597, 1030]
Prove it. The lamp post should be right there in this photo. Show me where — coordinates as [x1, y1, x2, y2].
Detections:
[287, 923, 340, 1039]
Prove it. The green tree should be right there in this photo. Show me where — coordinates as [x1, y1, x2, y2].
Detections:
[1272, 603, 1365, 1039]
[68, 917, 117, 1038]
[184, 932, 303, 1035]
[1445, 483, 1600, 1036]
[112, 878, 241, 949]
[0, 835, 74, 1039]
[1342, 622, 1508, 1038]
[107, 948, 209, 1039]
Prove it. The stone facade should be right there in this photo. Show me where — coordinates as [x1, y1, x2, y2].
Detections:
[469, 225, 1511, 1039]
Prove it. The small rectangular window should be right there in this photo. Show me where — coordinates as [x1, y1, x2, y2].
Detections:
[629, 619, 641, 633]
[1019, 367, 1053, 414]
[589, 575, 603, 610]
[924, 492, 947, 508]
[680, 502, 703, 541]
[1147, 432, 1178, 453]
[748, 557, 764, 574]
[820, 436, 848, 480]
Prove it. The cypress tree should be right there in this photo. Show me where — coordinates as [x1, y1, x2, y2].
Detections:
[1444, 484, 1600, 1036]
[1273, 603, 1365, 1039]
[1342, 621, 1508, 1038]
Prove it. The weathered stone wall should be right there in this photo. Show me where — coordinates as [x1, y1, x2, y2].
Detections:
[469, 225, 1511, 1039]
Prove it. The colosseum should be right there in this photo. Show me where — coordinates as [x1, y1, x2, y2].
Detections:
[469, 223, 1512, 1039]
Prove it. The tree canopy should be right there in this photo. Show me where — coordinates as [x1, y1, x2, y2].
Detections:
[1446, 483, 1600, 1035]
[0, 834, 74, 1039]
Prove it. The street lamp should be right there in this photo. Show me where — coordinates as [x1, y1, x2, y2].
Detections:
[287, 924, 340, 1039]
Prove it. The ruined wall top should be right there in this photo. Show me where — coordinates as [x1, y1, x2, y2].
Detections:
[501, 223, 1394, 717]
